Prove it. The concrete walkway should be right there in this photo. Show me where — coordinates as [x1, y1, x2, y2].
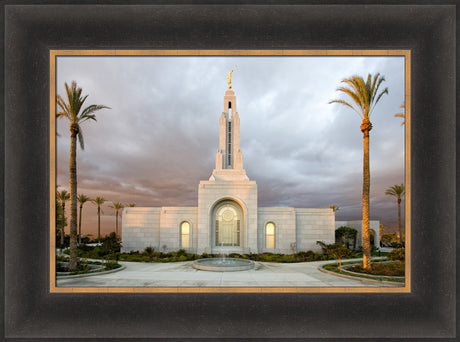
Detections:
[56, 259, 404, 288]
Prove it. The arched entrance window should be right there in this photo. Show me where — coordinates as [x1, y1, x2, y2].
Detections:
[215, 202, 241, 247]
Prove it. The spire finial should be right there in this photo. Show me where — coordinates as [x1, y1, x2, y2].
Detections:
[227, 66, 237, 89]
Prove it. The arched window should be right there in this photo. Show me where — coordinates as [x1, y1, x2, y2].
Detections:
[265, 222, 275, 249]
[180, 221, 190, 248]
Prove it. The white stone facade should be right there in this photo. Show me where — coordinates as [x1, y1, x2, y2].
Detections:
[122, 86, 335, 254]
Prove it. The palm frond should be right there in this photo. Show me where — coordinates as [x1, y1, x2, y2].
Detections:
[370, 87, 388, 116]
[77, 194, 91, 204]
[336, 85, 364, 109]
[57, 189, 70, 203]
[77, 127, 85, 150]
[329, 99, 363, 119]
[385, 184, 405, 197]
[109, 201, 124, 211]
[340, 78, 366, 111]
[57, 81, 110, 151]
[81, 104, 110, 118]
[331, 73, 388, 120]
[92, 196, 106, 205]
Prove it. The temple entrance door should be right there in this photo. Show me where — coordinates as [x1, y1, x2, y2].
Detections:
[214, 201, 242, 248]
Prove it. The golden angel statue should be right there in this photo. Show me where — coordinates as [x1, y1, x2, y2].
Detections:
[227, 66, 237, 89]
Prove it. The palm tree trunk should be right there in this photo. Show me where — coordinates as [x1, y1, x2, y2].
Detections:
[69, 130, 78, 271]
[361, 118, 372, 270]
[60, 203, 65, 246]
[78, 204, 83, 245]
[115, 210, 118, 236]
[398, 198, 402, 244]
[98, 206, 101, 244]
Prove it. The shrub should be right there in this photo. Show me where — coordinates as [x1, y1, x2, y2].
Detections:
[279, 255, 297, 263]
[348, 261, 404, 276]
[143, 246, 155, 254]
[388, 248, 405, 261]
[176, 249, 187, 257]
[100, 232, 122, 256]
[294, 250, 323, 262]
[104, 261, 121, 270]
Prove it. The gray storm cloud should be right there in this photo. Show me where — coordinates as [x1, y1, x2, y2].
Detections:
[56, 55, 406, 236]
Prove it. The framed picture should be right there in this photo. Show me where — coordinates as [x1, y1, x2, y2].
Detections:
[3, 2, 456, 340]
[50, 49, 410, 294]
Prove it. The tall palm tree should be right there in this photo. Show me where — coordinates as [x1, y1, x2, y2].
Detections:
[109, 202, 124, 237]
[93, 196, 106, 244]
[394, 102, 405, 126]
[330, 73, 388, 270]
[385, 184, 405, 244]
[56, 189, 70, 246]
[56, 81, 109, 271]
[77, 194, 91, 245]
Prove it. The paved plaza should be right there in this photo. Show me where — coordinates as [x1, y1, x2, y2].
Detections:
[56, 259, 403, 288]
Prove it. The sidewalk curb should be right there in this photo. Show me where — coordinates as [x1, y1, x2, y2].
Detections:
[318, 265, 404, 286]
[56, 265, 126, 279]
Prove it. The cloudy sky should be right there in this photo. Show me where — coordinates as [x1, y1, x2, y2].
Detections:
[56, 54, 406, 237]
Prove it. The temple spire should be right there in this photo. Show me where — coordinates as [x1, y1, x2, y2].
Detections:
[209, 79, 248, 181]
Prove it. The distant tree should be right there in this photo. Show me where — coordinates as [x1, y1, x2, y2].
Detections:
[385, 184, 405, 244]
[325, 243, 351, 272]
[329, 73, 388, 270]
[381, 233, 397, 245]
[126, 203, 136, 207]
[93, 196, 106, 244]
[109, 202, 124, 237]
[56, 81, 110, 271]
[56, 189, 70, 246]
[77, 194, 91, 244]
[55, 193, 67, 247]
[328, 205, 339, 212]
[335, 226, 358, 249]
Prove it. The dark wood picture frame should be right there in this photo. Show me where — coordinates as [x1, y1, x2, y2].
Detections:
[3, 2, 456, 340]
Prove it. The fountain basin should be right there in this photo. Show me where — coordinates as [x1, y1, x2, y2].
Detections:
[192, 258, 255, 272]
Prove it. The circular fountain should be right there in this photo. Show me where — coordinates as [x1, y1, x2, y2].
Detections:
[192, 258, 255, 272]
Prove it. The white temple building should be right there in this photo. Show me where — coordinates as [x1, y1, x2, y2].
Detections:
[121, 81, 336, 254]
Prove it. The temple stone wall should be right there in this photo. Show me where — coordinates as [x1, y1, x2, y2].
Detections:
[159, 207, 198, 253]
[295, 208, 335, 252]
[121, 207, 161, 252]
[257, 207, 296, 254]
[121, 207, 198, 253]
